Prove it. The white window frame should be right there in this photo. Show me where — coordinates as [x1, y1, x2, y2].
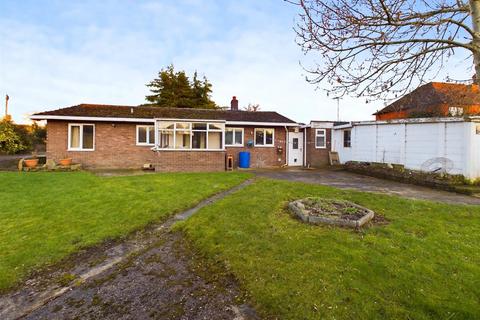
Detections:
[315, 129, 326, 149]
[225, 128, 244, 147]
[136, 125, 155, 146]
[67, 123, 95, 151]
[155, 120, 225, 151]
[448, 106, 464, 116]
[343, 129, 352, 148]
[254, 128, 275, 147]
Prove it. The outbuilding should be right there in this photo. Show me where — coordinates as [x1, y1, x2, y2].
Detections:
[332, 117, 480, 180]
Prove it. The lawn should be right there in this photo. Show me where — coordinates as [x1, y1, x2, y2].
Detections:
[177, 178, 480, 319]
[0, 171, 250, 292]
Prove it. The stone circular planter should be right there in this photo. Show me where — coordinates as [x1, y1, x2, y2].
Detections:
[288, 198, 375, 229]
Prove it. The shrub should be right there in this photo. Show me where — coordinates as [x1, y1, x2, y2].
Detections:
[0, 119, 27, 154]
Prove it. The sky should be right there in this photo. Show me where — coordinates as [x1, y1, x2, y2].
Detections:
[0, 0, 475, 124]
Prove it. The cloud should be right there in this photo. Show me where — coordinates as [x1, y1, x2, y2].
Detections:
[0, 0, 474, 124]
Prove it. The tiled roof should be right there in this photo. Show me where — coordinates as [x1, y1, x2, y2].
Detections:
[374, 82, 480, 115]
[32, 104, 297, 124]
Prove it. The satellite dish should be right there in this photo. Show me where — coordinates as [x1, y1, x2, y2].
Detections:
[420, 157, 454, 174]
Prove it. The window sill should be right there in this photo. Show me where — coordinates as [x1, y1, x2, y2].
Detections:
[67, 148, 95, 152]
[253, 145, 275, 148]
[315, 146, 327, 149]
[225, 145, 245, 148]
[136, 143, 155, 147]
[152, 148, 225, 152]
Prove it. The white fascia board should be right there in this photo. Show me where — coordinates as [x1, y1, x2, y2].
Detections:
[310, 121, 335, 129]
[30, 115, 299, 127]
[333, 123, 353, 130]
[226, 121, 299, 126]
[332, 117, 467, 130]
[30, 115, 155, 123]
[353, 117, 465, 126]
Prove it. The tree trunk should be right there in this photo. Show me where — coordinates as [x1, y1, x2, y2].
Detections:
[470, 0, 480, 85]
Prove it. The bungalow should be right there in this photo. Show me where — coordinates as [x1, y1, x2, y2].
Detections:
[374, 82, 480, 120]
[30, 97, 335, 171]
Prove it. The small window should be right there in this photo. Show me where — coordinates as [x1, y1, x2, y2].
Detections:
[343, 130, 351, 148]
[137, 125, 155, 145]
[68, 124, 95, 151]
[292, 138, 299, 149]
[315, 129, 326, 149]
[225, 128, 244, 146]
[254, 128, 274, 147]
[449, 107, 464, 116]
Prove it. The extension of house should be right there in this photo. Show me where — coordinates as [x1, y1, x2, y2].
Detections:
[30, 97, 336, 171]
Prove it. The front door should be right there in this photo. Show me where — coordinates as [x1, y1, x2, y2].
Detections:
[288, 132, 303, 166]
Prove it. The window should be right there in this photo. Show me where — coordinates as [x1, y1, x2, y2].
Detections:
[68, 124, 94, 151]
[449, 107, 464, 116]
[225, 128, 244, 146]
[136, 125, 155, 145]
[343, 129, 351, 148]
[292, 138, 299, 149]
[158, 122, 175, 149]
[315, 129, 326, 149]
[254, 128, 274, 147]
[156, 121, 224, 150]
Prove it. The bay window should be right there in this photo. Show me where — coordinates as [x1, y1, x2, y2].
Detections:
[254, 128, 274, 147]
[68, 124, 94, 151]
[156, 121, 224, 150]
[225, 128, 244, 146]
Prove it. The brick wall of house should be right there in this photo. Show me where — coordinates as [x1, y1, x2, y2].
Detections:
[46, 121, 157, 169]
[47, 121, 288, 171]
[305, 127, 331, 167]
[225, 126, 287, 168]
[154, 151, 225, 172]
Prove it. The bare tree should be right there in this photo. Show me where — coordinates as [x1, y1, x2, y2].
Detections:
[290, 0, 480, 101]
[243, 103, 261, 111]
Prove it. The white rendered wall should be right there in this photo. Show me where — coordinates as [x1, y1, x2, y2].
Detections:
[332, 121, 480, 179]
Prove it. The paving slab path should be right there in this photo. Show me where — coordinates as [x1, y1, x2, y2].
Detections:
[0, 179, 257, 320]
[255, 168, 480, 206]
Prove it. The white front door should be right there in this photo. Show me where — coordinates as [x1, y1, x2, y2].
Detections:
[288, 132, 303, 166]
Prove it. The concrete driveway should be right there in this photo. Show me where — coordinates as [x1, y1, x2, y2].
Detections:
[255, 168, 480, 206]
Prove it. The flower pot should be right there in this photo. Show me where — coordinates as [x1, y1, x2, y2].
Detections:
[24, 159, 39, 168]
[59, 158, 73, 166]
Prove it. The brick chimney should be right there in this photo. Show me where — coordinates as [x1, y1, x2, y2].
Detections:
[230, 96, 239, 111]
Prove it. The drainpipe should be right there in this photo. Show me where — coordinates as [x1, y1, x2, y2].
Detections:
[284, 126, 289, 167]
[303, 126, 307, 167]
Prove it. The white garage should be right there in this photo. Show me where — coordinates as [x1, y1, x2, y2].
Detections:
[332, 117, 480, 180]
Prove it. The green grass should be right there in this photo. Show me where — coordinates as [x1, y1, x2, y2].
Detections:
[177, 178, 480, 319]
[0, 171, 250, 292]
